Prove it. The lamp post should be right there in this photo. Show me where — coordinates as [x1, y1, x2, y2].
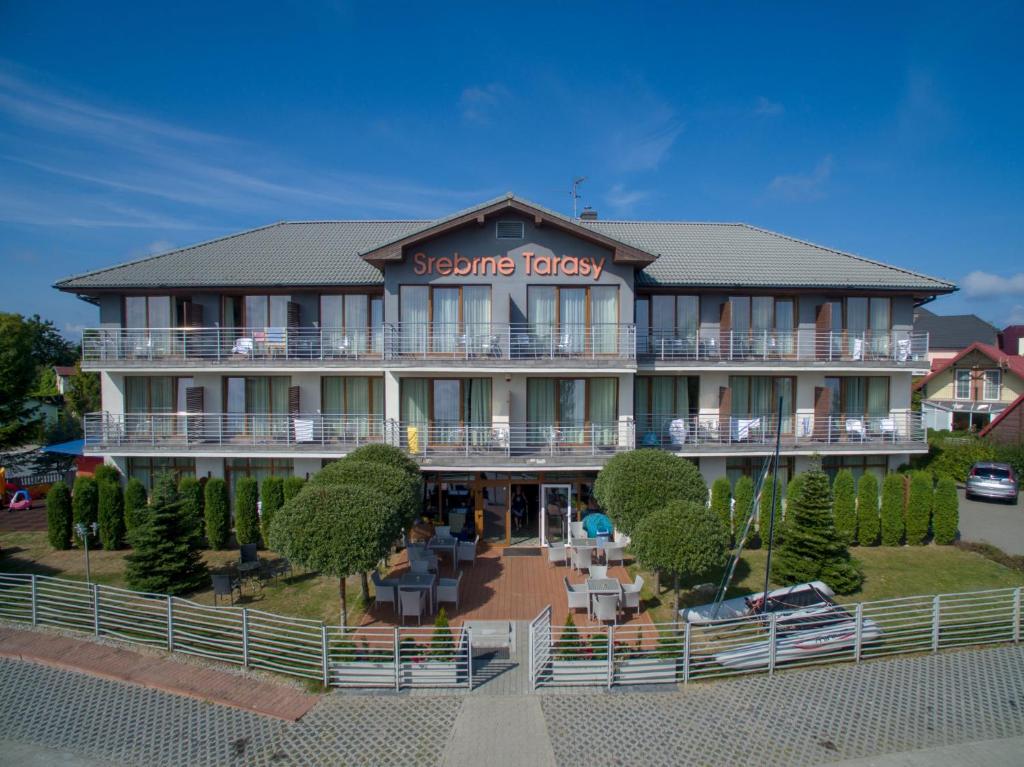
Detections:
[75, 522, 99, 583]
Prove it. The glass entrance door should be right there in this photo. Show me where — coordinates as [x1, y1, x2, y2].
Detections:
[540, 484, 572, 547]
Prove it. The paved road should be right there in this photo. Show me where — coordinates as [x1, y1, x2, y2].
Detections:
[2, 644, 1024, 766]
[958, 488, 1024, 554]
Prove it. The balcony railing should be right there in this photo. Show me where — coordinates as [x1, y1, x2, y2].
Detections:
[384, 323, 636, 361]
[639, 330, 929, 364]
[81, 327, 384, 365]
[635, 412, 925, 448]
[390, 421, 634, 458]
[84, 412, 384, 450]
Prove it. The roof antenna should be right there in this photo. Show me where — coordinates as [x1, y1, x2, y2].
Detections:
[570, 176, 586, 219]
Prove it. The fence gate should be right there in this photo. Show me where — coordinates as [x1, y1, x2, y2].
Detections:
[528, 605, 552, 689]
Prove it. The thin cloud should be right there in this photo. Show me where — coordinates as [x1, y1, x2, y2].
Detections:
[768, 155, 833, 201]
[459, 83, 510, 124]
[754, 97, 784, 117]
[604, 183, 650, 214]
[962, 270, 1024, 299]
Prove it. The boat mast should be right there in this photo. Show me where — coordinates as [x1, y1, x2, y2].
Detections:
[759, 396, 784, 614]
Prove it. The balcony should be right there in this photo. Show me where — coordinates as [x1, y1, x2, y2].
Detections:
[84, 412, 385, 453]
[81, 327, 384, 369]
[639, 330, 929, 368]
[84, 411, 926, 459]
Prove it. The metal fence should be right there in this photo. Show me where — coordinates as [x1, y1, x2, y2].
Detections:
[638, 330, 929, 363]
[0, 573, 472, 690]
[528, 586, 1024, 689]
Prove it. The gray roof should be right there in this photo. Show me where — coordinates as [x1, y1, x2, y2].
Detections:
[913, 307, 999, 350]
[55, 197, 955, 293]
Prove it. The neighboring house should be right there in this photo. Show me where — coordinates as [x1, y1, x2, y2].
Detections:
[55, 194, 954, 544]
[916, 342, 1024, 432]
[999, 325, 1024, 357]
[913, 307, 999, 369]
[979, 393, 1024, 444]
[54, 365, 77, 395]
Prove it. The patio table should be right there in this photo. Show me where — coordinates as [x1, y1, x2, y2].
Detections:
[400, 572, 436, 614]
[237, 561, 263, 594]
[587, 577, 621, 615]
[428, 536, 458, 565]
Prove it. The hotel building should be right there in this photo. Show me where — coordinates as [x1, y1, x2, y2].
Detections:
[57, 195, 954, 546]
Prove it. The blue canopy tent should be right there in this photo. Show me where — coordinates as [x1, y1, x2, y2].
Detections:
[582, 512, 613, 538]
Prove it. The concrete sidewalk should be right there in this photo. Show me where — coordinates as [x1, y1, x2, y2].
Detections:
[0, 625, 317, 721]
[827, 734, 1024, 766]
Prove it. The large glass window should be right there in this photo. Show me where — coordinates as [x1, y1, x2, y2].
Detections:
[983, 370, 1002, 401]
[399, 378, 492, 445]
[225, 376, 290, 438]
[635, 376, 698, 446]
[823, 455, 887, 487]
[322, 377, 384, 438]
[399, 286, 492, 354]
[125, 376, 192, 436]
[646, 295, 699, 355]
[243, 295, 290, 328]
[127, 457, 195, 492]
[727, 296, 795, 356]
[125, 296, 172, 328]
[824, 377, 890, 418]
[725, 457, 795, 488]
[226, 458, 293, 500]
[527, 286, 619, 354]
[955, 369, 972, 400]
[728, 376, 794, 433]
[320, 294, 382, 355]
[527, 378, 618, 444]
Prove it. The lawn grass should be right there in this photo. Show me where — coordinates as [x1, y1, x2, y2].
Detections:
[633, 544, 1024, 624]
[0, 529, 368, 626]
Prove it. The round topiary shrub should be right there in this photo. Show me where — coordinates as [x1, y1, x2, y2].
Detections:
[593, 449, 707, 536]
[345, 443, 421, 480]
[234, 477, 260, 546]
[203, 478, 230, 550]
[46, 481, 73, 550]
[310, 458, 421, 531]
[124, 478, 148, 533]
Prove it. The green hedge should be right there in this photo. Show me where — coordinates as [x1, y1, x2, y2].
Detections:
[732, 476, 755, 546]
[345, 444, 421, 479]
[124, 478, 148, 533]
[92, 464, 121, 485]
[880, 473, 906, 546]
[758, 474, 786, 548]
[71, 476, 98, 544]
[177, 476, 205, 546]
[203, 478, 231, 550]
[832, 470, 856, 546]
[283, 475, 306, 502]
[905, 471, 933, 545]
[234, 477, 260, 546]
[855, 473, 880, 546]
[710, 476, 732, 544]
[933, 476, 959, 545]
[97, 480, 126, 550]
[46, 481, 73, 550]
[260, 476, 285, 544]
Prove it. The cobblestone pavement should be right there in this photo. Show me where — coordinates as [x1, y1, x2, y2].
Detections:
[3, 646, 1024, 766]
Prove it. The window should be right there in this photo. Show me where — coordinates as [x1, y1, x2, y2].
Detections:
[226, 458, 293, 499]
[124, 296, 172, 328]
[527, 377, 618, 444]
[823, 377, 889, 418]
[400, 378, 492, 444]
[527, 285, 619, 354]
[725, 457, 795, 488]
[320, 294, 384, 354]
[726, 296, 796, 356]
[322, 377, 384, 438]
[983, 370, 1002, 401]
[222, 295, 290, 329]
[125, 376, 193, 437]
[399, 285, 492, 354]
[829, 296, 891, 356]
[954, 369, 972, 400]
[644, 295, 700, 353]
[127, 457, 195, 491]
[822, 455, 887, 486]
[495, 220, 525, 239]
[728, 376, 795, 433]
[635, 376, 698, 444]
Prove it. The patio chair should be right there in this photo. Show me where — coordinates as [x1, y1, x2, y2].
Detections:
[372, 570, 399, 610]
[240, 543, 259, 564]
[457, 536, 479, 567]
[622, 575, 644, 616]
[410, 558, 435, 575]
[590, 564, 609, 581]
[845, 419, 866, 442]
[448, 511, 466, 535]
[435, 525, 451, 539]
[564, 577, 589, 616]
[409, 547, 439, 572]
[593, 593, 619, 626]
[211, 573, 241, 606]
[571, 546, 593, 573]
[603, 543, 625, 567]
[399, 588, 426, 625]
[547, 543, 567, 567]
[437, 571, 463, 611]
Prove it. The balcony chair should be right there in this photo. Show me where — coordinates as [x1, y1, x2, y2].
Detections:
[603, 543, 625, 567]
[589, 564, 608, 581]
[879, 417, 898, 442]
[569, 521, 586, 541]
[845, 419, 867, 442]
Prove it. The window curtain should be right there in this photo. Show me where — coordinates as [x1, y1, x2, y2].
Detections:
[269, 296, 290, 328]
[870, 297, 891, 356]
[845, 377, 867, 417]
[751, 297, 772, 355]
[246, 296, 268, 328]
[675, 377, 690, 419]
[345, 295, 368, 355]
[729, 376, 751, 417]
[677, 296, 699, 343]
[370, 298, 384, 355]
[635, 378, 651, 434]
[125, 297, 147, 328]
[432, 380, 460, 442]
[147, 297, 172, 354]
[775, 299, 795, 355]
[846, 297, 868, 356]
[528, 287, 556, 348]
[590, 287, 618, 354]
[751, 377, 773, 418]
[400, 287, 428, 355]
[226, 377, 245, 436]
[150, 377, 173, 436]
[635, 298, 650, 355]
[652, 378, 675, 433]
[320, 296, 344, 354]
[463, 287, 491, 354]
[401, 379, 429, 452]
[560, 289, 586, 354]
[347, 377, 371, 437]
[867, 377, 889, 418]
[559, 379, 586, 441]
[775, 378, 794, 433]
[465, 378, 491, 445]
[432, 288, 459, 353]
[527, 378, 556, 446]
[322, 377, 344, 439]
[651, 295, 675, 352]
[246, 377, 271, 437]
[589, 378, 617, 445]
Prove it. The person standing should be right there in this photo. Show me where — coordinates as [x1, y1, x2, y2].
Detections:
[511, 488, 528, 531]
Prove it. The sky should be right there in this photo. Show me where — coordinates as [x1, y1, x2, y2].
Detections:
[1, 1, 1022, 336]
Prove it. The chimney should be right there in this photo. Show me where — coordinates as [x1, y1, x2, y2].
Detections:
[579, 206, 598, 221]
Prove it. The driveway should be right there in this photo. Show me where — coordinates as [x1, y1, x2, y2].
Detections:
[957, 488, 1024, 555]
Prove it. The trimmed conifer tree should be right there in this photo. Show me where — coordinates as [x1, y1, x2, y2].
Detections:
[832, 470, 857, 545]
[46, 481, 73, 550]
[932, 476, 959, 545]
[203, 478, 231, 550]
[710, 476, 732, 545]
[97, 479, 125, 550]
[855, 472, 880, 545]
[757, 474, 786, 550]
[732, 475, 755, 546]
[177, 476, 205, 546]
[905, 471, 934, 545]
[125, 488, 208, 595]
[880, 473, 906, 546]
[771, 469, 863, 595]
[260, 476, 285, 545]
[283, 475, 306, 502]
[234, 477, 260, 546]
[71, 475, 98, 545]
[124, 478, 148, 533]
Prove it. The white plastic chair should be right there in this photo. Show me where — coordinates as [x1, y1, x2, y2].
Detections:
[622, 575, 644, 615]
[593, 593, 618, 626]
[371, 570, 398, 610]
[569, 521, 586, 541]
[589, 564, 608, 581]
[564, 577, 589, 615]
[547, 543, 567, 567]
[571, 546, 593, 573]
[399, 588, 425, 625]
[603, 543, 625, 567]
[457, 536, 479, 567]
[437, 571, 463, 611]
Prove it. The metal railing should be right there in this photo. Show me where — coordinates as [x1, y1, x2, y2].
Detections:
[529, 586, 1024, 688]
[0, 573, 472, 690]
[83, 412, 385, 450]
[384, 322, 637, 360]
[390, 420, 635, 458]
[82, 326, 385, 364]
[639, 330, 929, 364]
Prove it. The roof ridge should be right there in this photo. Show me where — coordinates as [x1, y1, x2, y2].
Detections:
[52, 221, 287, 287]
[280, 219, 432, 224]
[583, 220, 747, 226]
[738, 223, 956, 289]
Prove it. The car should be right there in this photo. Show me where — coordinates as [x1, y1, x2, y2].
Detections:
[965, 462, 1019, 504]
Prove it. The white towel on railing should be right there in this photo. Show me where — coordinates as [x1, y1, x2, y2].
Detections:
[293, 418, 314, 443]
[668, 418, 688, 445]
[896, 339, 911, 362]
[845, 419, 865, 439]
[851, 337, 864, 360]
[232, 337, 253, 355]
